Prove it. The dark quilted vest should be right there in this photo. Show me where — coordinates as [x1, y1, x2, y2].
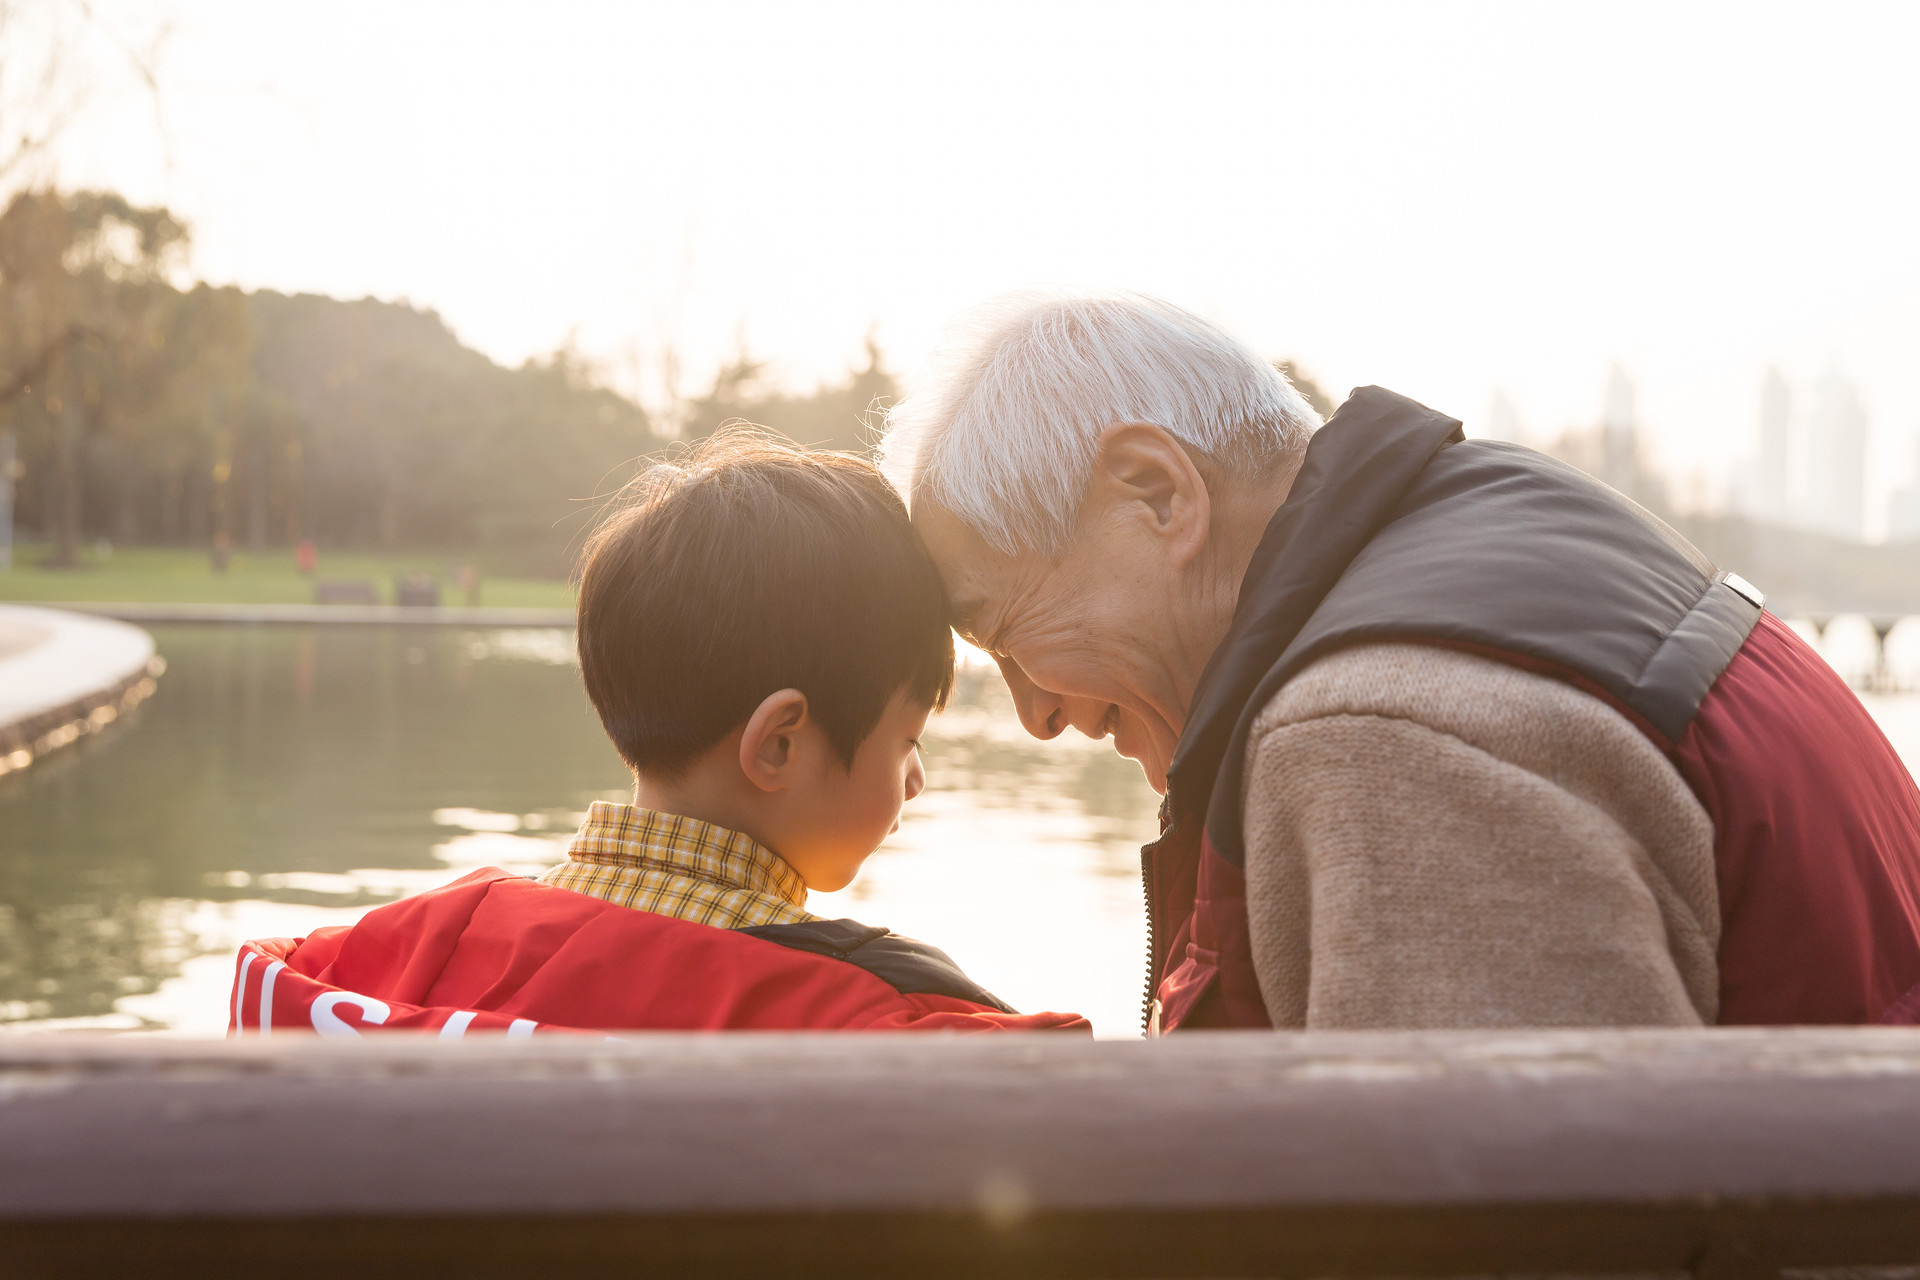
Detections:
[1146, 387, 1920, 1032]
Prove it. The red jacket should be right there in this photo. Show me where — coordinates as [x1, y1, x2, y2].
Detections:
[230, 869, 1089, 1036]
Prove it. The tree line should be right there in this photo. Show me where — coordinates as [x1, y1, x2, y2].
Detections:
[0, 189, 900, 574]
[1, 188, 1345, 577]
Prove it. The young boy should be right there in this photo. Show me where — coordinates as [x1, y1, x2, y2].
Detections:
[229, 431, 1088, 1035]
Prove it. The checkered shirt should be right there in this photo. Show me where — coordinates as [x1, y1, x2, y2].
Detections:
[539, 801, 816, 928]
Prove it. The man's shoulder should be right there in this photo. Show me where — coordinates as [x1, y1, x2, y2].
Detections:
[1255, 641, 1608, 730]
[1243, 641, 1712, 857]
[1247, 640, 1678, 787]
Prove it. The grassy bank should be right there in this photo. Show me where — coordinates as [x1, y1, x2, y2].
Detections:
[0, 545, 574, 609]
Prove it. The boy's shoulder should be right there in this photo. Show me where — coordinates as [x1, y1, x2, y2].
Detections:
[234, 870, 1085, 1035]
[734, 917, 1016, 1014]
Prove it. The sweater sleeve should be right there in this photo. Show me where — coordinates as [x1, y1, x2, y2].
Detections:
[1240, 643, 1720, 1030]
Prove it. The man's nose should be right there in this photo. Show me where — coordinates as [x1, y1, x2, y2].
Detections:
[995, 654, 1068, 741]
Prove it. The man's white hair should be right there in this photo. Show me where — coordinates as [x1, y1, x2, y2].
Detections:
[879, 289, 1321, 556]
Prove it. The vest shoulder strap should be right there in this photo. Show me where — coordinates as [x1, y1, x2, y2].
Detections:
[1206, 441, 1760, 863]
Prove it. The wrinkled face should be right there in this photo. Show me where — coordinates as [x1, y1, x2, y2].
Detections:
[916, 504, 1196, 793]
[777, 689, 931, 892]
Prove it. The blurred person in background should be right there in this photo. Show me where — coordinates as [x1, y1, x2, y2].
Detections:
[883, 290, 1920, 1034]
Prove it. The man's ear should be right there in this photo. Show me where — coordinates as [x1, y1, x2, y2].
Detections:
[739, 688, 810, 793]
[1092, 422, 1211, 566]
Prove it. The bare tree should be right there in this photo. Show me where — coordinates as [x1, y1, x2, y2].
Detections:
[0, 1, 76, 189]
[0, 1, 170, 406]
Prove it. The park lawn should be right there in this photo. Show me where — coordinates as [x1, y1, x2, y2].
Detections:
[0, 544, 575, 609]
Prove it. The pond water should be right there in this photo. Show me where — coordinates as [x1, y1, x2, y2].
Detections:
[9, 623, 1920, 1041]
[0, 625, 1161, 1038]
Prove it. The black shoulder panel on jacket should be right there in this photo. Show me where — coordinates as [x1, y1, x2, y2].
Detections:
[734, 919, 1018, 1014]
[1280, 441, 1759, 743]
[1173, 386, 1762, 869]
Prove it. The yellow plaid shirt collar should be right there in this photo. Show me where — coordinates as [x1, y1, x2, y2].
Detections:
[538, 801, 815, 929]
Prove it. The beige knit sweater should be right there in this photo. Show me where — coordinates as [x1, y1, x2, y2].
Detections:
[1241, 642, 1720, 1029]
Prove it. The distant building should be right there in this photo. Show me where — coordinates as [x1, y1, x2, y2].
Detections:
[1541, 366, 1667, 515]
[1755, 365, 1791, 520]
[1889, 484, 1920, 542]
[1483, 390, 1521, 443]
[1888, 429, 1920, 542]
[1803, 368, 1868, 540]
[1601, 364, 1637, 497]
[1737, 365, 1868, 541]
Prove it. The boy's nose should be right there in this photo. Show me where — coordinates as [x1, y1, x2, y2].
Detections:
[995, 654, 1068, 741]
[903, 751, 926, 802]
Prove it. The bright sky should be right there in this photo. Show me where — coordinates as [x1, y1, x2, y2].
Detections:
[39, 0, 1920, 529]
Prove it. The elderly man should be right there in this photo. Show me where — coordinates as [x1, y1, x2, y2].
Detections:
[881, 291, 1920, 1034]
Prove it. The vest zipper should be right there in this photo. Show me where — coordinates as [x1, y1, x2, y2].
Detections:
[1140, 843, 1157, 1037]
[1140, 793, 1174, 1037]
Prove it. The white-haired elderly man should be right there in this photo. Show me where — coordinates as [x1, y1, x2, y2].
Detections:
[881, 290, 1920, 1034]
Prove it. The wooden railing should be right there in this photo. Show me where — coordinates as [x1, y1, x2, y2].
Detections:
[4, 1028, 1920, 1278]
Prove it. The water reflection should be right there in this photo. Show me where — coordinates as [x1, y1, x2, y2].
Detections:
[0, 625, 1163, 1036]
[14, 621, 1920, 1038]
[909, 665, 1160, 857]
[0, 625, 632, 1028]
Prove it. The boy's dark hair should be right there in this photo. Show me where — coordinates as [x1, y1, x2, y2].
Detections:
[577, 427, 955, 774]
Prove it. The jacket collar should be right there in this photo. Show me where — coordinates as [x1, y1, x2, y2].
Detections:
[1164, 386, 1464, 816]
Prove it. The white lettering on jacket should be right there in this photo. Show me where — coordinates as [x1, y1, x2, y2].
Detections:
[232, 953, 256, 1037]
[438, 1010, 478, 1040]
[258, 961, 286, 1037]
[310, 991, 393, 1037]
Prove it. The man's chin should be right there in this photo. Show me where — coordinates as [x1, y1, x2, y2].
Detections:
[1112, 718, 1173, 796]
[1132, 755, 1170, 795]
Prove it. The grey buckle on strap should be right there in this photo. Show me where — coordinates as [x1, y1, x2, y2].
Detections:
[1719, 571, 1766, 610]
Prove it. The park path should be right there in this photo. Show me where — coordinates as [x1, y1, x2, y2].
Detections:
[0, 604, 162, 778]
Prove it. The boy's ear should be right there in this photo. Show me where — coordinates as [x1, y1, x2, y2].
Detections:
[739, 688, 811, 792]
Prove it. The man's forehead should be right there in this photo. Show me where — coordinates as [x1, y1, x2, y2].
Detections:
[912, 504, 1009, 631]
